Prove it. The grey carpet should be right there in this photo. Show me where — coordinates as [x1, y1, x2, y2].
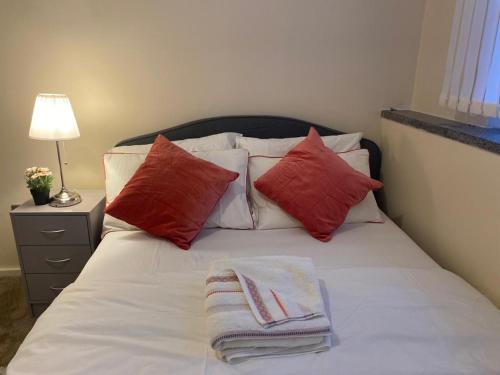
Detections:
[0, 276, 34, 367]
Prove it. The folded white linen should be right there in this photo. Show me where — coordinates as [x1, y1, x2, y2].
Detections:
[216, 336, 331, 364]
[206, 256, 325, 327]
[205, 256, 333, 363]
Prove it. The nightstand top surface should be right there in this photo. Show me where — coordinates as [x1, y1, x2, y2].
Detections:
[11, 189, 105, 215]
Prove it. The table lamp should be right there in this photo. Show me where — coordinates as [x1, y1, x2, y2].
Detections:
[29, 93, 82, 207]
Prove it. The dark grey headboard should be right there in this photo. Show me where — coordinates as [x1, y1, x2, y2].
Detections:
[116, 115, 382, 182]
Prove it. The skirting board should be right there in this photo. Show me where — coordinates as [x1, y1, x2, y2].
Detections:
[0, 267, 21, 277]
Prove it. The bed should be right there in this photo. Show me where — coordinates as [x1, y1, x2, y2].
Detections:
[8, 116, 500, 374]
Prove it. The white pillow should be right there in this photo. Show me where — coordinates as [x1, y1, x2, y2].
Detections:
[103, 147, 253, 234]
[236, 132, 363, 156]
[111, 132, 242, 155]
[248, 148, 382, 229]
[341, 150, 382, 224]
[198, 149, 253, 229]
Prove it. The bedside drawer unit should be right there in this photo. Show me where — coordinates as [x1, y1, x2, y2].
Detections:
[20, 245, 92, 274]
[26, 273, 78, 302]
[10, 190, 105, 318]
[13, 215, 89, 245]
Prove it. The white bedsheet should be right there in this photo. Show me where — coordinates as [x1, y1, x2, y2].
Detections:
[8, 215, 500, 374]
[81, 215, 439, 281]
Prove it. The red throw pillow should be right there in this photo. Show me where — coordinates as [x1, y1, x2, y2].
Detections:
[105, 135, 239, 249]
[254, 128, 382, 241]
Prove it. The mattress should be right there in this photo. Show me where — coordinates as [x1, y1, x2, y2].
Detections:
[8, 215, 500, 374]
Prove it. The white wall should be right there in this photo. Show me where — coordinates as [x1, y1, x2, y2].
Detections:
[411, 0, 455, 118]
[381, 118, 500, 307]
[383, 0, 500, 308]
[0, 0, 425, 270]
[411, 0, 489, 126]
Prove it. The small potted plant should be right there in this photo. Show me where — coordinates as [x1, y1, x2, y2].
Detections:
[25, 167, 53, 205]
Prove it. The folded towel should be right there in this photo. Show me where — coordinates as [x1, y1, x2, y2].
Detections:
[206, 256, 325, 327]
[205, 256, 332, 363]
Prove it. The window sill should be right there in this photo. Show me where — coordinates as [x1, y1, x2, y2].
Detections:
[381, 110, 500, 155]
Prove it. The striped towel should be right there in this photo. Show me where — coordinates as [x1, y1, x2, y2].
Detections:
[205, 256, 332, 363]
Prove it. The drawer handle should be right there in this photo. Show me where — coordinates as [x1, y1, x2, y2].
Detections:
[45, 257, 72, 264]
[40, 229, 66, 234]
[49, 286, 66, 292]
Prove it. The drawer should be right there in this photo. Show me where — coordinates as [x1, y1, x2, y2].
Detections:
[14, 215, 89, 245]
[21, 245, 92, 274]
[26, 273, 78, 302]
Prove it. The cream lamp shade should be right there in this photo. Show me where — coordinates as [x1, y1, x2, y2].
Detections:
[29, 94, 80, 140]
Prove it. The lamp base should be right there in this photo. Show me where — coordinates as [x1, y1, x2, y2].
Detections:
[49, 187, 82, 207]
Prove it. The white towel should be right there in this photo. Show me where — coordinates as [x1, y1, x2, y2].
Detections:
[206, 256, 325, 327]
[205, 256, 332, 363]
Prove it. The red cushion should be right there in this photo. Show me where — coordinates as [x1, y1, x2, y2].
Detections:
[254, 128, 382, 241]
[105, 135, 239, 249]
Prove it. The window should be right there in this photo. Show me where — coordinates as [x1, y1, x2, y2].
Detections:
[440, 0, 500, 119]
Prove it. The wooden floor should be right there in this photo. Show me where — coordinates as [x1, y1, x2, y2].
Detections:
[0, 276, 34, 367]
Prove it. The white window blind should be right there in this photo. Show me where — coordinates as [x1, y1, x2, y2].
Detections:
[440, 0, 500, 118]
